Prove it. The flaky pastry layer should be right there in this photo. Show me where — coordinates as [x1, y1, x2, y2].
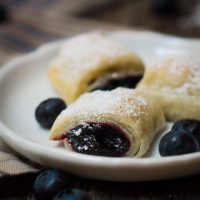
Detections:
[48, 32, 144, 104]
[138, 56, 200, 121]
[50, 88, 166, 157]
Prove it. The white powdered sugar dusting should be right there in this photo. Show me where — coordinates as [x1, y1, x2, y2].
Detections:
[61, 88, 149, 119]
[150, 56, 199, 72]
[72, 128, 82, 136]
[51, 32, 134, 78]
[150, 56, 200, 95]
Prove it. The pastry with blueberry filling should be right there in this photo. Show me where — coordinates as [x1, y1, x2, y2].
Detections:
[49, 88, 165, 157]
[138, 56, 200, 121]
[48, 32, 144, 104]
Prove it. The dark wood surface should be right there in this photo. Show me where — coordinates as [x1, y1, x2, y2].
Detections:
[1, 171, 200, 200]
[0, 0, 200, 199]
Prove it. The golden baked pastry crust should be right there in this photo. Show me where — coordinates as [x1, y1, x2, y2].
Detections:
[138, 56, 200, 121]
[50, 88, 166, 157]
[48, 32, 144, 104]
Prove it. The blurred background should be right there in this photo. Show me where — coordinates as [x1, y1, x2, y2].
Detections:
[0, 0, 200, 63]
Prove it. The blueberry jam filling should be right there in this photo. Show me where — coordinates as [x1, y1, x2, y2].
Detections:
[90, 74, 143, 91]
[66, 122, 130, 157]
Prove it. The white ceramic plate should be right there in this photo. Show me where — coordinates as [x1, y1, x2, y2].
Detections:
[0, 31, 200, 182]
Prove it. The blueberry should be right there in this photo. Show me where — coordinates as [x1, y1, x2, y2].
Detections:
[159, 130, 199, 157]
[172, 119, 200, 145]
[35, 98, 66, 129]
[53, 188, 91, 200]
[33, 169, 71, 200]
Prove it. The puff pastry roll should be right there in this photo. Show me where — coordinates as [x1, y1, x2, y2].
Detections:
[50, 88, 165, 157]
[48, 32, 144, 104]
[138, 56, 200, 121]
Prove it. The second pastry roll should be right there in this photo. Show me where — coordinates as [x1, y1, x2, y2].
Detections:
[50, 88, 165, 157]
[138, 56, 200, 121]
[48, 32, 144, 104]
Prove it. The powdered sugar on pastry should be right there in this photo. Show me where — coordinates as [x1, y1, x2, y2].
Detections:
[150, 56, 200, 95]
[48, 32, 144, 103]
[51, 32, 135, 77]
[50, 87, 166, 157]
[149, 56, 199, 73]
[58, 88, 149, 120]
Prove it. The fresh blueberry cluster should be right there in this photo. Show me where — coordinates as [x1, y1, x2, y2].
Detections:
[33, 169, 91, 200]
[35, 98, 66, 129]
[159, 119, 200, 156]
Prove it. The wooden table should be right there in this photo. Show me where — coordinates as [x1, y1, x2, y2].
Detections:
[0, 0, 200, 199]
